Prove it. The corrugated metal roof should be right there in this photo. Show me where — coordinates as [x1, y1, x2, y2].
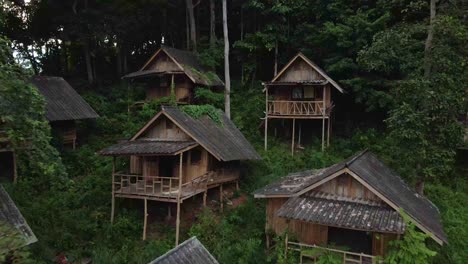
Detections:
[98, 140, 197, 156]
[125, 46, 224, 87]
[161, 106, 261, 161]
[0, 185, 37, 252]
[254, 150, 447, 244]
[276, 191, 405, 234]
[149, 236, 218, 264]
[30, 76, 99, 122]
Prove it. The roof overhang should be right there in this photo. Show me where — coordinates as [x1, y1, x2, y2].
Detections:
[98, 140, 199, 156]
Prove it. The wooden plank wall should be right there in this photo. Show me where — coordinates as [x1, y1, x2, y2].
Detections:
[147, 52, 180, 72]
[315, 174, 382, 202]
[142, 117, 191, 141]
[266, 198, 289, 235]
[277, 59, 325, 82]
[372, 233, 398, 256]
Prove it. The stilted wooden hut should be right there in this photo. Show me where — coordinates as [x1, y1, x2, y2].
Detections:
[263, 53, 345, 153]
[99, 106, 260, 245]
[149, 236, 218, 264]
[254, 150, 447, 263]
[123, 46, 224, 104]
[31, 76, 99, 149]
[0, 185, 37, 253]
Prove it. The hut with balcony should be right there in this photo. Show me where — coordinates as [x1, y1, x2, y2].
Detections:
[254, 150, 447, 263]
[98, 106, 260, 245]
[263, 53, 345, 153]
[123, 46, 224, 105]
[30, 76, 99, 149]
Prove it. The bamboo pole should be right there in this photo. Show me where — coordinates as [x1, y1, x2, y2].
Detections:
[264, 85, 268, 151]
[175, 153, 183, 246]
[291, 118, 296, 155]
[111, 157, 116, 224]
[219, 184, 223, 212]
[143, 198, 148, 240]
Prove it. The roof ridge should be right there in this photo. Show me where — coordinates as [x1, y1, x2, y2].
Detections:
[345, 149, 368, 167]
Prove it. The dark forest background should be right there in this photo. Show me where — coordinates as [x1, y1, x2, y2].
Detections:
[0, 0, 467, 263]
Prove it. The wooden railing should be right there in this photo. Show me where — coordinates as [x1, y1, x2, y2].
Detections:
[288, 242, 381, 264]
[112, 172, 212, 198]
[267, 100, 331, 116]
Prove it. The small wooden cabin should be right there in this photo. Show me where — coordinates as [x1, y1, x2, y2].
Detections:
[149, 236, 218, 264]
[254, 151, 447, 263]
[31, 76, 99, 149]
[123, 46, 224, 104]
[99, 106, 260, 245]
[0, 185, 37, 253]
[263, 53, 345, 153]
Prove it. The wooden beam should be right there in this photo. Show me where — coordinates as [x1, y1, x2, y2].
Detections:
[327, 116, 331, 147]
[175, 153, 183, 246]
[203, 191, 207, 207]
[322, 86, 326, 151]
[143, 198, 148, 240]
[264, 85, 268, 151]
[291, 118, 296, 155]
[219, 184, 224, 212]
[111, 157, 116, 224]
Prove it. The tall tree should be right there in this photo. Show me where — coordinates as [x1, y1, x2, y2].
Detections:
[222, 0, 230, 119]
[424, 0, 437, 78]
[186, 0, 196, 51]
[209, 0, 216, 48]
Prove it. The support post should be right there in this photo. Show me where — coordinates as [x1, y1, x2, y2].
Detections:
[111, 157, 116, 224]
[284, 232, 289, 260]
[322, 85, 326, 151]
[219, 184, 224, 212]
[203, 191, 207, 207]
[175, 153, 183, 246]
[168, 205, 172, 219]
[327, 117, 330, 147]
[143, 198, 148, 240]
[291, 118, 296, 155]
[264, 85, 268, 151]
[236, 181, 239, 191]
[12, 151, 17, 183]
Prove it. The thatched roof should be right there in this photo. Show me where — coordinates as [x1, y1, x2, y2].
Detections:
[31, 76, 99, 122]
[149, 237, 218, 264]
[101, 106, 261, 162]
[123, 46, 224, 87]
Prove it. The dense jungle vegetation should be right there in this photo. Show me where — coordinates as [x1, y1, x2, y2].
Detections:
[0, 0, 467, 263]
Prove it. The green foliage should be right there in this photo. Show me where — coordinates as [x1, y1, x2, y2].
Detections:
[180, 104, 223, 125]
[385, 210, 437, 264]
[0, 222, 33, 263]
[194, 87, 224, 109]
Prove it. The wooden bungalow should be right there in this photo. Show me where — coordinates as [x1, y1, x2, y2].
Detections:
[31, 76, 99, 149]
[149, 236, 218, 264]
[0, 185, 37, 254]
[263, 53, 345, 153]
[254, 150, 447, 263]
[123, 46, 224, 104]
[98, 106, 260, 245]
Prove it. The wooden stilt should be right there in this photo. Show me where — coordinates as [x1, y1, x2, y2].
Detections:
[143, 198, 148, 240]
[291, 118, 296, 155]
[321, 118, 325, 151]
[327, 117, 330, 147]
[203, 191, 207, 207]
[168, 205, 172, 219]
[219, 185, 224, 212]
[12, 151, 17, 183]
[298, 122, 302, 146]
[175, 153, 183, 246]
[322, 85, 326, 151]
[284, 232, 289, 260]
[236, 181, 239, 191]
[111, 157, 116, 224]
[264, 85, 268, 151]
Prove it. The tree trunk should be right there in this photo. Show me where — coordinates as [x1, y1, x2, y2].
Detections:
[186, 0, 197, 51]
[222, 0, 230, 119]
[83, 42, 94, 84]
[424, 0, 437, 78]
[209, 0, 216, 48]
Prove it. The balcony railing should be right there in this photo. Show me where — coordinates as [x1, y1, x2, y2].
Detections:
[112, 169, 239, 200]
[267, 100, 331, 117]
[288, 242, 381, 264]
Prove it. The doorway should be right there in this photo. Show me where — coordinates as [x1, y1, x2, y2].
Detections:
[0, 151, 15, 182]
[327, 227, 372, 254]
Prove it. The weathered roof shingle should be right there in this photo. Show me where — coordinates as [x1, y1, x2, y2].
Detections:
[0, 186, 37, 252]
[149, 237, 218, 264]
[99, 140, 198, 156]
[31, 76, 99, 122]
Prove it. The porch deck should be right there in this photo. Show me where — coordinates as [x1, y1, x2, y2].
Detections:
[267, 100, 332, 118]
[112, 169, 239, 202]
[288, 242, 381, 264]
